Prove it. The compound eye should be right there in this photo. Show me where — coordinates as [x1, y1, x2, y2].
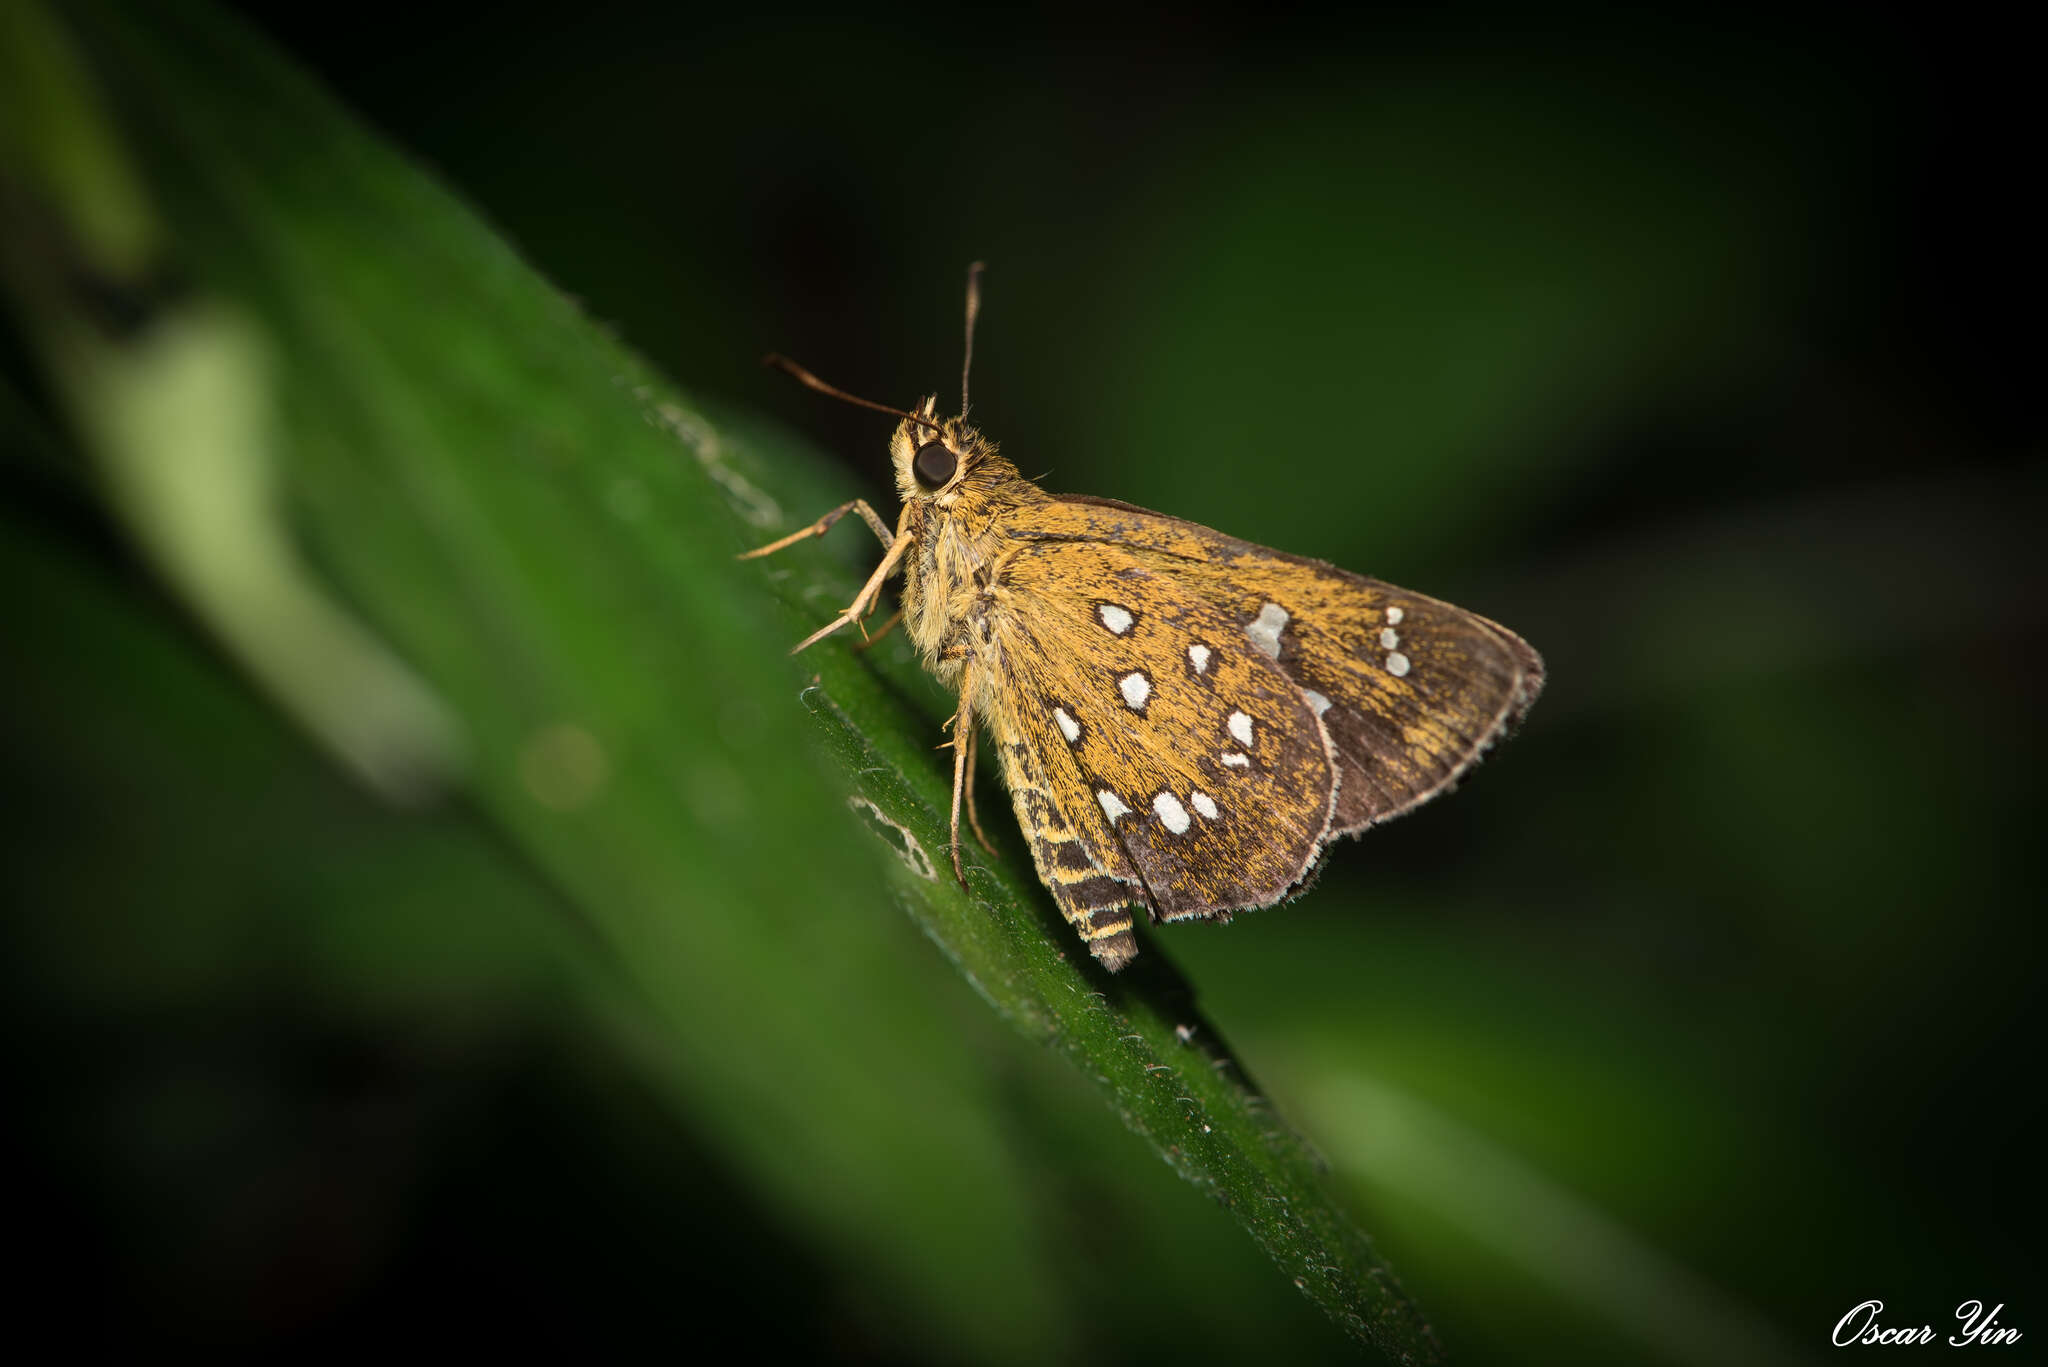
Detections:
[913, 441, 958, 489]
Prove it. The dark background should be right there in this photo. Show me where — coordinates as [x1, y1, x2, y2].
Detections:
[6, 2, 2039, 1362]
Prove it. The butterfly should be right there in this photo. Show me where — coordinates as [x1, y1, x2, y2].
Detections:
[744, 265, 1544, 970]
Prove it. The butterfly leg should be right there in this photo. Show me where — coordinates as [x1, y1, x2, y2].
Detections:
[960, 725, 998, 856]
[736, 499, 893, 560]
[789, 525, 913, 655]
[947, 678, 976, 891]
[853, 605, 905, 652]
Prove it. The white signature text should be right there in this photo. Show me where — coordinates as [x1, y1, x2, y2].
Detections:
[1833, 1300, 2022, 1348]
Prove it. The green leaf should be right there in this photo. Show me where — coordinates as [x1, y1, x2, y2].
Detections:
[3, 1, 1440, 1357]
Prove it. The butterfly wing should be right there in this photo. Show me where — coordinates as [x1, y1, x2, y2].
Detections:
[975, 536, 1341, 969]
[981, 497, 1541, 960]
[1260, 561, 1545, 836]
[1027, 496, 1542, 827]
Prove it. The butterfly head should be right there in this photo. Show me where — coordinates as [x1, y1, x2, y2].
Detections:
[889, 395, 1010, 512]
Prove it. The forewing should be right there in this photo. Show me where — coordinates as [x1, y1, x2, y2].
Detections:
[981, 537, 1338, 933]
[1015, 497, 1544, 839]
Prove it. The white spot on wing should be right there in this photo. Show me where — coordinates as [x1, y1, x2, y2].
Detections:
[1097, 790, 1131, 822]
[1188, 643, 1211, 674]
[1380, 627, 1401, 650]
[1153, 791, 1191, 834]
[1385, 606, 1405, 625]
[1054, 707, 1081, 744]
[1246, 602, 1289, 658]
[1097, 603, 1134, 634]
[1221, 752, 1251, 768]
[1304, 690, 1332, 717]
[1227, 710, 1255, 747]
[1190, 791, 1219, 820]
[1386, 651, 1411, 677]
[1119, 671, 1151, 710]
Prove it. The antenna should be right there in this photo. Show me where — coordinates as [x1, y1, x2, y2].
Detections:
[961, 261, 986, 417]
[762, 354, 945, 435]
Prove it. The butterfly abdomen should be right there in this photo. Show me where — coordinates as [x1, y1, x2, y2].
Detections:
[989, 731, 1150, 969]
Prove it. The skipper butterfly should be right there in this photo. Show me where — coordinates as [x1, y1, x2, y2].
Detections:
[745, 266, 1543, 970]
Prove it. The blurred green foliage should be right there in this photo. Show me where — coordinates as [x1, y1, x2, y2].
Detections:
[3, 2, 2039, 1364]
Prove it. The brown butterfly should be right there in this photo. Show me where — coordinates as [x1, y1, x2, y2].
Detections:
[745, 265, 1544, 970]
